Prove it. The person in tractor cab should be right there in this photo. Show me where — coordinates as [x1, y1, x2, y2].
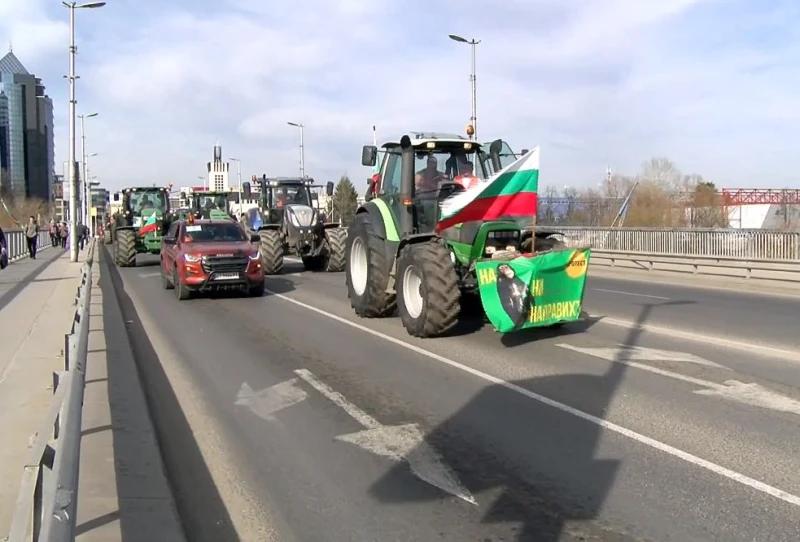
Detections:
[454, 161, 480, 189]
[139, 195, 155, 212]
[415, 154, 444, 196]
[275, 189, 288, 208]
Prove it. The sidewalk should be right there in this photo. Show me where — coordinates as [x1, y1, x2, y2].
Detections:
[75, 246, 185, 540]
[0, 249, 87, 533]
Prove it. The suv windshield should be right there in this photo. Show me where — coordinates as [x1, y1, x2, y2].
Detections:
[128, 190, 168, 214]
[183, 223, 247, 242]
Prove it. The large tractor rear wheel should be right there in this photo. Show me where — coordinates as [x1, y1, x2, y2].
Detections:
[258, 229, 284, 275]
[115, 229, 137, 267]
[396, 240, 461, 338]
[345, 213, 396, 318]
[324, 227, 347, 272]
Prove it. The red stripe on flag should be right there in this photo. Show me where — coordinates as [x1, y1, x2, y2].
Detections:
[435, 191, 538, 232]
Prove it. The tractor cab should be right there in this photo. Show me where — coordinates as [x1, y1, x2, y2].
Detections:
[120, 187, 170, 229]
[190, 191, 237, 220]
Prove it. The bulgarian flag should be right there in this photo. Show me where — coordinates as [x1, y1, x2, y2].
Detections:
[436, 146, 540, 232]
[138, 212, 158, 236]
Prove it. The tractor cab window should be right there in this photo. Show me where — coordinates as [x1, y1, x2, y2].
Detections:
[481, 140, 517, 175]
[127, 191, 168, 214]
[378, 150, 401, 195]
[195, 194, 228, 211]
[414, 149, 488, 196]
[269, 185, 311, 208]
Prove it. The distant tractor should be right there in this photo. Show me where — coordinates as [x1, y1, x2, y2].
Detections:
[188, 191, 239, 220]
[241, 176, 345, 274]
[110, 186, 173, 267]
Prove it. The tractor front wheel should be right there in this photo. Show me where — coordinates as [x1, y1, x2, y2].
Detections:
[345, 213, 395, 318]
[324, 227, 347, 272]
[115, 229, 136, 267]
[396, 241, 460, 338]
[258, 230, 284, 274]
[103, 229, 112, 245]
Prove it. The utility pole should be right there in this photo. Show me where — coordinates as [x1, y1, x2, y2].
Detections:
[79, 112, 98, 226]
[448, 34, 480, 141]
[62, 1, 105, 263]
[287, 121, 305, 177]
[230, 157, 242, 214]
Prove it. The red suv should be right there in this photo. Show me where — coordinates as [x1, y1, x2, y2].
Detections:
[160, 218, 265, 300]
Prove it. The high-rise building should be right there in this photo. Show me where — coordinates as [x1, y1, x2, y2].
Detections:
[0, 49, 55, 203]
[205, 140, 229, 191]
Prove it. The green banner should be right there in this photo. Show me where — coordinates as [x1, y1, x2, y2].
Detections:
[475, 247, 591, 333]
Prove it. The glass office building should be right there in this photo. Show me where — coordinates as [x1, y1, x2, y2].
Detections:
[0, 50, 55, 202]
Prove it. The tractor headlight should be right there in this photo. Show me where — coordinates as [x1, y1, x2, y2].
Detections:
[449, 248, 456, 264]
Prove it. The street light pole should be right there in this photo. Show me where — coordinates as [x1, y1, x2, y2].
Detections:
[448, 34, 481, 141]
[287, 121, 305, 177]
[79, 112, 98, 226]
[62, 1, 105, 263]
[230, 157, 242, 214]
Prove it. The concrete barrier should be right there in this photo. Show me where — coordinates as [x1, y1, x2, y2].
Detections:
[590, 249, 800, 285]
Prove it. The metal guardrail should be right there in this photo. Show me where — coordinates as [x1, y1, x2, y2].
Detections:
[1, 230, 53, 263]
[554, 227, 800, 262]
[4, 239, 95, 542]
[589, 249, 800, 285]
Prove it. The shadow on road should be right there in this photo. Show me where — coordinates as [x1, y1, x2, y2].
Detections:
[101, 246, 241, 542]
[368, 300, 695, 541]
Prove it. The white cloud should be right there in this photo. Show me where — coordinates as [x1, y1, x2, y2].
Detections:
[5, 0, 800, 191]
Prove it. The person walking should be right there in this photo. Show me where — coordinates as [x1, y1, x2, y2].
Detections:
[59, 222, 68, 248]
[23, 215, 38, 259]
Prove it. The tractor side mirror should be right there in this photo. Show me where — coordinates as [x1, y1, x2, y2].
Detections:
[521, 148, 529, 155]
[242, 182, 252, 199]
[361, 145, 378, 167]
[326, 181, 334, 197]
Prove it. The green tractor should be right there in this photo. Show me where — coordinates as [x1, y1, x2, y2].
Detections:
[346, 133, 591, 338]
[110, 186, 173, 267]
[241, 176, 346, 274]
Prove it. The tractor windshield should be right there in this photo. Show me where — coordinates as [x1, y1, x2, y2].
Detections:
[413, 148, 489, 197]
[128, 190, 168, 215]
[268, 185, 312, 208]
[194, 194, 229, 212]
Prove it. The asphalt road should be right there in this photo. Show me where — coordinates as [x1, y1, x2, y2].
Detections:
[107, 250, 800, 542]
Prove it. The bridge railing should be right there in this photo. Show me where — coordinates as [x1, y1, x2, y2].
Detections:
[2, 230, 53, 262]
[550, 227, 800, 262]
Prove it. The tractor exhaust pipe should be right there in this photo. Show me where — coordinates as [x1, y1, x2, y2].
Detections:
[489, 139, 503, 172]
[398, 134, 415, 235]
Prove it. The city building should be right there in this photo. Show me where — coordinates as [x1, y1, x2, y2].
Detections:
[52, 173, 65, 221]
[0, 49, 54, 202]
[205, 141, 229, 191]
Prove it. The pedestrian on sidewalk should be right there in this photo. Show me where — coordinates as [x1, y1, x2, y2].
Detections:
[77, 221, 86, 251]
[59, 222, 68, 248]
[23, 216, 38, 259]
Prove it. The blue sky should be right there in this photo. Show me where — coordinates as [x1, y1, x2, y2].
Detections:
[2, 0, 799, 193]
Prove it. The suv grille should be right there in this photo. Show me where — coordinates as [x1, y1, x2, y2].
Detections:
[202, 255, 249, 274]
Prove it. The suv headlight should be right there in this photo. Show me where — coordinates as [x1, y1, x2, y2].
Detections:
[248, 252, 260, 261]
[184, 253, 201, 263]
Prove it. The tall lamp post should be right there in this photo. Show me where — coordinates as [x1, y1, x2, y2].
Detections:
[229, 157, 242, 214]
[79, 112, 98, 225]
[287, 121, 305, 177]
[83, 152, 97, 227]
[197, 175, 206, 191]
[63, 1, 106, 263]
[448, 34, 480, 141]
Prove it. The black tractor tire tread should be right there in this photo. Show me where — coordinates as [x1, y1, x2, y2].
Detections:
[397, 241, 460, 338]
[325, 227, 347, 272]
[103, 230, 112, 245]
[115, 229, 137, 267]
[345, 214, 395, 318]
[258, 230, 284, 275]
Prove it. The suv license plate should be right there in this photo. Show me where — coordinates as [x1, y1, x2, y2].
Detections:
[213, 272, 239, 281]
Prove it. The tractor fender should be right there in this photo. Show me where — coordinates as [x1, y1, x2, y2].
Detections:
[257, 224, 281, 231]
[353, 203, 386, 240]
[114, 225, 136, 232]
[395, 233, 438, 260]
[322, 222, 342, 230]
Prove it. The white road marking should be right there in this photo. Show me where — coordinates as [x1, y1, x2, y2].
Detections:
[265, 288, 800, 508]
[235, 378, 308, 421]
[555, 344, 728, 369]
[294, 368, 476, 505]
[139, 272, 161, 278]
[592, 288, 669, 300]
[594, 315, 800, 363]
[557, 344, 800, 415]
